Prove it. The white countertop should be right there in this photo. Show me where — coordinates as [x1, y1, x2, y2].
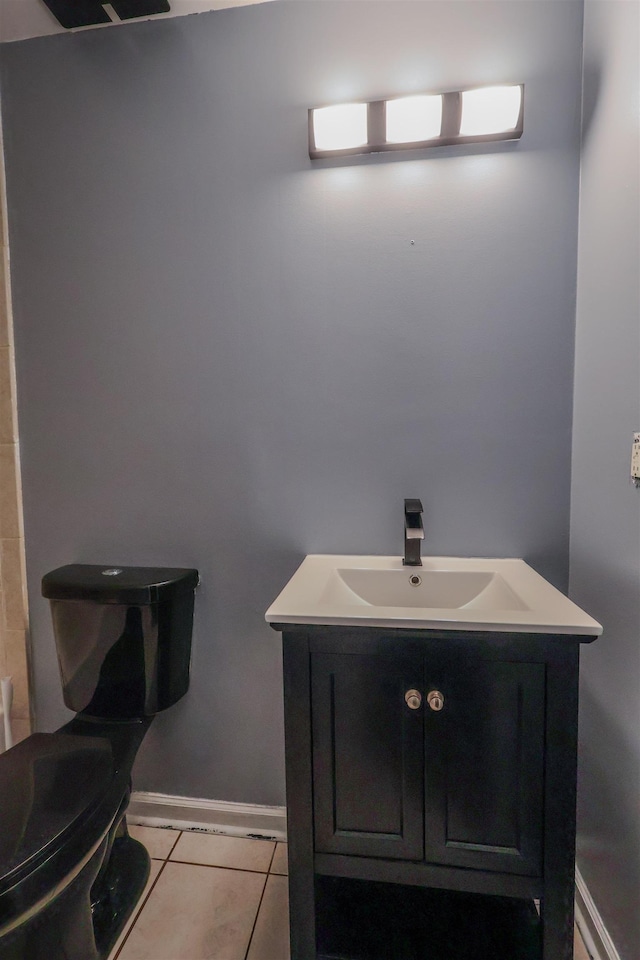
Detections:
[265, 555, 602, 637]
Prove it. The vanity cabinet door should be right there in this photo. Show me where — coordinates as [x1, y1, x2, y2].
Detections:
[311, 652, 424, 860]
[423, 658, 545, 877]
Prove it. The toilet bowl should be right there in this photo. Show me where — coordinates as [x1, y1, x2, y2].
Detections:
[0, 564, 198, 960]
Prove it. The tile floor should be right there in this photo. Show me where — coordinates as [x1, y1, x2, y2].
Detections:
[110, 826, 592, 960]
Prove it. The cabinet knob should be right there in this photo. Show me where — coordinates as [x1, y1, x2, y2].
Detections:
[427, 690, 444, 712]
[404, 689, 422, 710]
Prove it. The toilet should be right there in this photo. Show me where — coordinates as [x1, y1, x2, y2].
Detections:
[0, 564, 199, 960]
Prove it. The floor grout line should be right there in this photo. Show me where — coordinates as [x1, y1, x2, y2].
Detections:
[112, 856, 169, 960]
[242, 870, 270, 960]
[268, 842, 288, 878]
[266, 841, 278, 874]
[166, 857, 275, 874]
[165, 828, 183, 860]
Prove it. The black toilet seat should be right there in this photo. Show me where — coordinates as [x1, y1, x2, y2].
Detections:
[0, 733, 114, 897]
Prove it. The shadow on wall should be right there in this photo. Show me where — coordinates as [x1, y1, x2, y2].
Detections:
[580, 60, 602, 146]
[577, 682, 640, 958]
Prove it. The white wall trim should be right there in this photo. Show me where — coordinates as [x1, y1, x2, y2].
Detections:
[128, 791, 287, 842]
[575, 866, 622, 960]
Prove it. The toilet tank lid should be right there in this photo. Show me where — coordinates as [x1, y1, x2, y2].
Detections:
[42, 564, 199, 604]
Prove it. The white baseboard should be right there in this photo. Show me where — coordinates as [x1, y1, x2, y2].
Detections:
[127, 791, 287, 842]
[575, 866, 622, 960]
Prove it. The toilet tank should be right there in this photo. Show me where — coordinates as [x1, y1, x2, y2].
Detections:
[42, 565, 199, 719]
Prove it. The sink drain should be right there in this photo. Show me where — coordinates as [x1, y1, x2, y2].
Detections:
[408, 574, 422, 586]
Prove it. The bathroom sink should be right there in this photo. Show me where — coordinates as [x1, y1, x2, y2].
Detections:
[324, 567, 528, 611]
[265, 555, 602, 635]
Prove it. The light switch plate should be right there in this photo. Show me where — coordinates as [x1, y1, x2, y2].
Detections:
[631, 433, 640, 481]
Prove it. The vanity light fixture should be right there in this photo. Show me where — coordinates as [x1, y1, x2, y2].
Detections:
[308, 84, 524, 159]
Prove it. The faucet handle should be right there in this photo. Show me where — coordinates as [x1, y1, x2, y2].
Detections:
[404, 499, 423, 516]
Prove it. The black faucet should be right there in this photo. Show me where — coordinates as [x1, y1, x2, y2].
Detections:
[403, 499, 424, 566]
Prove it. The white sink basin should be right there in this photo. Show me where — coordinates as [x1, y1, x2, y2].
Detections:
[265, 555, 602, 635]
[324, 567, 529, 612]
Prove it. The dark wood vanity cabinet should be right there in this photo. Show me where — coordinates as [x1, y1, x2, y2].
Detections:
[280, 626, 587, 960]
[311, 651, 545, 877]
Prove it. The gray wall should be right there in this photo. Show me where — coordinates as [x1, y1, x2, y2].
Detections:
[571, 2, 640, 957]
[1, 0, 584, 804]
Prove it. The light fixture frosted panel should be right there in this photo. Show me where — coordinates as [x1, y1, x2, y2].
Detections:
[312, 103, 368, 152]
[385, 95, 443, 144]
[459, 85, 522, 136]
